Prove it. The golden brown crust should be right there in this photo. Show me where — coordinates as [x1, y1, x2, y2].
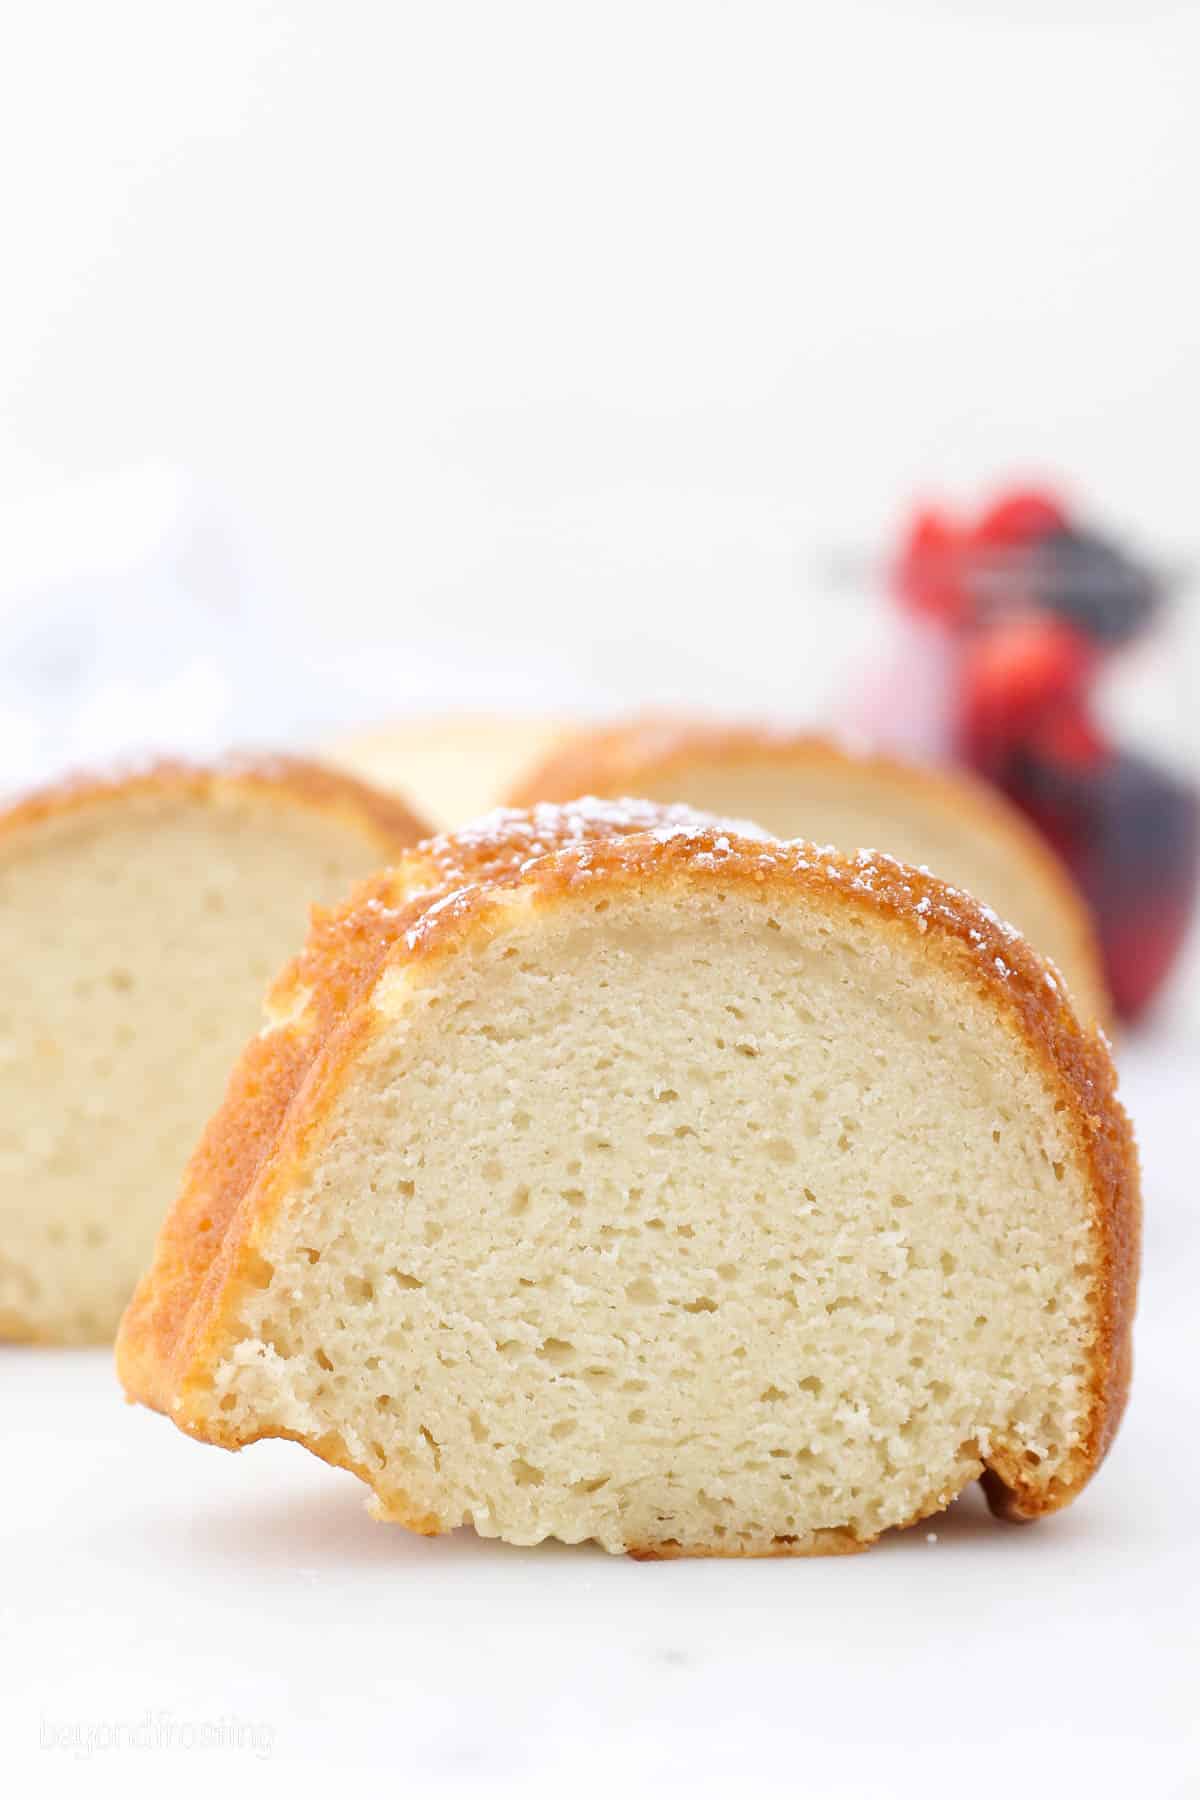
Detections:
[627, 1530, 870, 1560]
[506, 712, 1108, 1022]
[117, 804, 1139, 1547]
[0, 752, 431, 860]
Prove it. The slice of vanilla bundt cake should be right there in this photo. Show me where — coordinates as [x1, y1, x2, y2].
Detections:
[326, 713, 572, 829]
[117, 801, 1138, 1556]
[0, 758, 429, 1344]
[507, 716, 1108, 1023]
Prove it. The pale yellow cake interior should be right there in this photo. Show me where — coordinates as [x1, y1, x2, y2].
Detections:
[328, 714, 570, 831]
[0, 788, 396, 1343]
[204, 880, 1099, 1555]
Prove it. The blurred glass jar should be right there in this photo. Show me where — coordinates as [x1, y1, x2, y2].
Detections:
[845, 487, 1198, 1023]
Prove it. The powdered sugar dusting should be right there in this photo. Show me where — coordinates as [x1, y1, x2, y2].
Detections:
[398, 798, 1059, 1008]
[430, 797, 765, 867]
[403, 886, 474, 950]
[976, 901, 1021, 941]
[773, 840, 1056, 994]
[399, 798, 772, 951]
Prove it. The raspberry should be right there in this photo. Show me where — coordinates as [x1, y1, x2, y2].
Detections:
[957, 615, 1096, 774]
[893, 508, 970, 626]
[973, 487, 1069, 548]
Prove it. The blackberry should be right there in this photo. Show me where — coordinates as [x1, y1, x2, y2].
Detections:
[1008, 746, 1199, 1018]
[1028, 527, 1161, 645]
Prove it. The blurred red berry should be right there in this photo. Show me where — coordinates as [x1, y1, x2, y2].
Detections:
[973, 486, 1070, 548]
[1024, 702, 1109, 770]
[1103, 896, 1198, 1020]
[958, 614, 1096, 770]
[1008, 747, 1200, 1019]
[893, 508, 969, 626]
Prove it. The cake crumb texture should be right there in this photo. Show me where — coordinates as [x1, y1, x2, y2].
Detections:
[0, 756, 429, 1343]
[117, 804, 1138, 1555]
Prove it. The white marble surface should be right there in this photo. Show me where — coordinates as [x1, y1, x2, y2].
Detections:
[3, 1036, 1197, 1794]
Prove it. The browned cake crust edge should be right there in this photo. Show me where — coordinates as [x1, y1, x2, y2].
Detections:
[116, 811, 1139, 1553]
[0, 752, 432, 860]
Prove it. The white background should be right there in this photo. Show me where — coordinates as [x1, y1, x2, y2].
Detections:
[1, 4, 1198, 1790]
[0, 0, 1197, 717]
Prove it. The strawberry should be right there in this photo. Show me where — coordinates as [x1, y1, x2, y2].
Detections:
[893, 507, 970, 626]
[972, 486, 1070, 549]
[957, 614, 1096, 774]
[1024, 701, 1108, 770]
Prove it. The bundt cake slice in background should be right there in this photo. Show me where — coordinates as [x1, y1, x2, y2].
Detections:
[118, 802, 1138, 1557]
[326, 713, 571, 830]
[0, 757, 430, 1344]
[506, 715, 1108, 1023]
